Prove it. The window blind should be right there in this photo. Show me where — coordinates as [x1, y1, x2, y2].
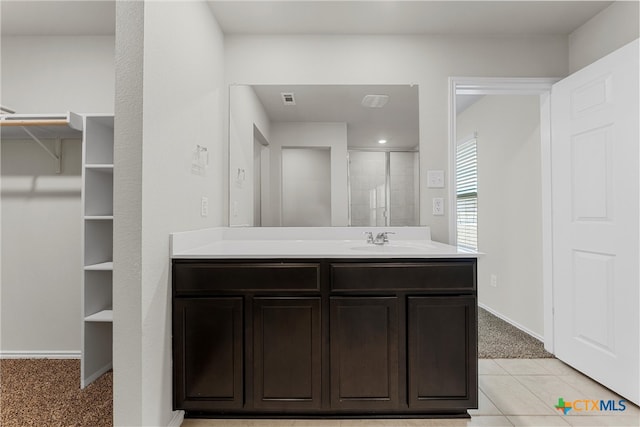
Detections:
[456, 137, 477, 250]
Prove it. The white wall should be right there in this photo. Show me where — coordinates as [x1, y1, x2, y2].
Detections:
[268, 122, 349, 226]
[229, 85, 271, 226]
[281, 147, 332, 226]
[0, 35, 114, 355]
[1, 36, 115, 113]
[1, 139, 82, 354]
[457, 95, 543, 337]
[113, 1, 144, 423]
[224, 34, 568, 242]
[114, 1, 226, 425]
[569, 1, 640, 74]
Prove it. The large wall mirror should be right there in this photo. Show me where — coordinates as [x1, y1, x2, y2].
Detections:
[229, 84, 419, 227]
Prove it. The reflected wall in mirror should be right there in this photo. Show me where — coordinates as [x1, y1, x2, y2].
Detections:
[282, 147, 332, 226]
[229, 85, 419, 227]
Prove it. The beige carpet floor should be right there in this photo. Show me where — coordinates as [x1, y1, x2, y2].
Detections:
[0, 359, 112, 427]
[478, 307, 553, 359]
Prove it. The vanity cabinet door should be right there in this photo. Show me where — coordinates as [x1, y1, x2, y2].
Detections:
[330, 297, 399, 410]
[253, 297, 322, 410]
[173, 298, 243, 411]
[407, 296, 477, 410]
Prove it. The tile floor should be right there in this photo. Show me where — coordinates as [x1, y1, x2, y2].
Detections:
[182, 359, 640, 427]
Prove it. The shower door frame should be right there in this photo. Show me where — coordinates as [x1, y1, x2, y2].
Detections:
[347, 148, 419, 227]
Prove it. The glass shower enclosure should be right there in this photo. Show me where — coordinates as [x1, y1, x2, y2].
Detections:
[348, 150, 419, 226]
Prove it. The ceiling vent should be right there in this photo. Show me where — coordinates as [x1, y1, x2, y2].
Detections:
[281, 92, 296, 105]
[361, 94, 389, 108]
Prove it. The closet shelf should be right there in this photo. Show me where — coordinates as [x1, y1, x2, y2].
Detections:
[84, 261, 113, 271]
[84, 310, 113, 323]
[85, 164, 114, 170]
[0, 113, 83, 140]
[1, 113, 84, 173]
[81, 114, 114, 388]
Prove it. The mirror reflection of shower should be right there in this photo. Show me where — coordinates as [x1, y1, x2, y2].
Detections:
[228, 84, 419, 227]
[348, 150, 419, 226]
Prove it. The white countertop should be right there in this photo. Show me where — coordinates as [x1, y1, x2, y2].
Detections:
[171, 227, 477, 259]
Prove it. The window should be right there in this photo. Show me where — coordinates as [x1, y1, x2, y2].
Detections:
[456, 136, 477, 250]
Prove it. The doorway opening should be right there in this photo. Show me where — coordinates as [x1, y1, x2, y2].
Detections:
[449, 78, 556, 355]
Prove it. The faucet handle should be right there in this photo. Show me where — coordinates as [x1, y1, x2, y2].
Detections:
[363, 231, 374, 244]
[378, 231, 395, 243]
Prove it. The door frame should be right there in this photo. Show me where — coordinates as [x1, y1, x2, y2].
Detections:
[448, 77, 558, 352]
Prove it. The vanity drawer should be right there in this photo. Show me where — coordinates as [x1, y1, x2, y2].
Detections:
[330, 260, 476, 292]
[173, 261, 321, 293]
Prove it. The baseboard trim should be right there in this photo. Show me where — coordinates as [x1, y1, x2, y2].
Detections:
[168, 410, 185, 427]
[478, 303, 544, 342]
[82, 362, 113, 388]
[0, 350, 81, 359]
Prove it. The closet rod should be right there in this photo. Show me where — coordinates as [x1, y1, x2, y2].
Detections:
[0, 119, 70, 127]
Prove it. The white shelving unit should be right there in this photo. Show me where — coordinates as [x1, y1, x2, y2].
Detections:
[81, 114, 114, 388]
[1, 112, 114, 388]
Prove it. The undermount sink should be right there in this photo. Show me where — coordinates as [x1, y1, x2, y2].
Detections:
[349, 243, 432, 252]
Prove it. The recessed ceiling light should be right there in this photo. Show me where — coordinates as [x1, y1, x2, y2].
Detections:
[378, 139, 387, 144]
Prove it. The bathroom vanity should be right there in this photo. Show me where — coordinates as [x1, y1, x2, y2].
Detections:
[171, 227, 478, 418]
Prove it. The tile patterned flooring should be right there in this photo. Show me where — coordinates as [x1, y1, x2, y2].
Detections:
[182, 359, 640, 427]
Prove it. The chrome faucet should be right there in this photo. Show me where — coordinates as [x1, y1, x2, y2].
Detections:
[364, 231, 395, 245]
[374, 231, 395, 245]
[363, 231, 375, 244]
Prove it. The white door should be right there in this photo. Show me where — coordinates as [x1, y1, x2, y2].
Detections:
[552, 39, 639, 405]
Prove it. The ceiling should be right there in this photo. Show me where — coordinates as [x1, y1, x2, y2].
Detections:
[1, 1, 116, 36]
[209, 1, 613, 35]
[0, 1, 613, 37]
[249, 84, 419, 148]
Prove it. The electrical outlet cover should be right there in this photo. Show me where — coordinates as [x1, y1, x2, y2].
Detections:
[201, 197, 209, 217]
[433, 197, 444, 215]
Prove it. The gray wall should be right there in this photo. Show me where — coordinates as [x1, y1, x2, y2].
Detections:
[568, 1, 640, 73]
[1, 139, 83, 354]
[268, 122, 349, 226]
[0, 35, 115, 355]
[224, 34, 569, 242]
[5, 1, 639, 424]
[457, 95, 543, 337]
[113, 1, 226, 425]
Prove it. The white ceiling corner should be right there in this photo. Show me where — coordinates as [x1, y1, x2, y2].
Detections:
[0, 1, 613, 37]
[208, 1, 614, 36]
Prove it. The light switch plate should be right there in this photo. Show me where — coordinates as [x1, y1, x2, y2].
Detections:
[427, 170, 445, 188]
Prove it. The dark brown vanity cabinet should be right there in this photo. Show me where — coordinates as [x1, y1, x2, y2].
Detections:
[173, 297, 244, 411]
[253, 297, 322, 410]
[172, 258, 477, 417]
[330, 297, 400, 410]
[408, 296, 477, 410]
